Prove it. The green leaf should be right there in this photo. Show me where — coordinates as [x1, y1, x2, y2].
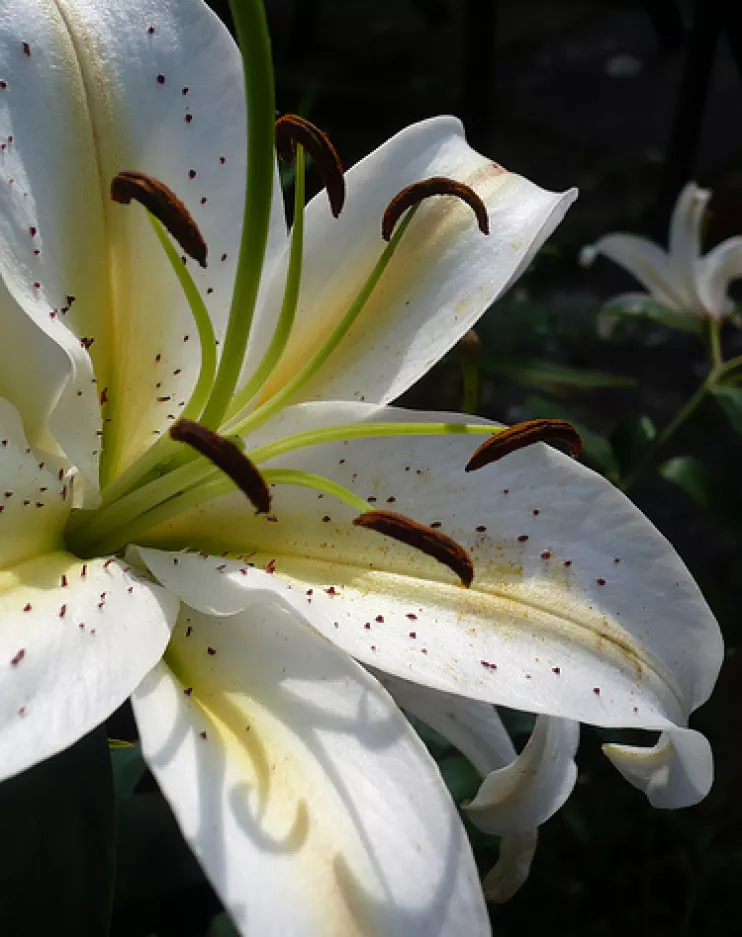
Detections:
[659, 455, 742, 529]
[524, 394, 620, 479]
[111, 743, 147, 800]
[481, 355, 636, 393]
[208, 912, 240, 937]
[710, 384, 742, 434]
[610, 414, 657, 477]
[600, 296, 703, 334]
[0, 728, 115, 937]
[438, 755, 482, 804]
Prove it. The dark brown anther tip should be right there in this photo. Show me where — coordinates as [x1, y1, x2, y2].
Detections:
[170, 419, 270, 514]
[111, 171, 207, 267]
[382, 177, 490, 242]
[465, 419, 583, 472]
[275, 114, 345, 218]
[353, 510, 474, 588]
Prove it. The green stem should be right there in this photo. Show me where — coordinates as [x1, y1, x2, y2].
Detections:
[621, 382, 710, 492]
[223, 206, 419, 439]
[247, 420, 493, 465]
[460, 360, 480, 415]
[225, 144, 306, 423]
[262, 469, 371, 513]
[199, 0, 276, 430]
[707, 318, 723, 371]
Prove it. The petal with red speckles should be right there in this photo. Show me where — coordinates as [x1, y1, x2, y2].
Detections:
[131, 598, 489, 937]
[134, 399, 721, 794]
[241, 116, 575, 413]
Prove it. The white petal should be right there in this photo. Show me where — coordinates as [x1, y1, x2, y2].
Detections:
[245, 116, 575, 410]
[602, 728, 712, 808]
[0, 397, 70, 569]
[0, 1, 109, 483]
[482, 831, 538, 904]
[465, 716, 579, 835]
[668, 182, 710, 311]
[139, 400, 722, 742]
[695, 236, 742, 320]
[2, 0, 286, 479]
[375, 673, 516, 777]
[376, 675, 573, 902]
[581, 234, 686, 310]
[131, 598, 489, 937]
[0, 552, 176, 782]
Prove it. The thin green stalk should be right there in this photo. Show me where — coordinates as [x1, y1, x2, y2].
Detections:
[225, 144, 306, 422]
[707, 318, 723, 371]
[247, 420, 494, 465]
[224, 207, 419, 439]
[460, 360, 480, 415]
[621, 381, 710, 492]
[261, 469, 371, 513]
[199, 0, 276, 430]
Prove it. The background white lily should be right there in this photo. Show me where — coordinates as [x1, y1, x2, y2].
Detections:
[581, 181, 742, 323]
[0, 1, 723, 935]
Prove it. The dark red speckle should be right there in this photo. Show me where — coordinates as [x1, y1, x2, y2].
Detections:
[22, 42, 31, 57]
[156, 74, 166, 84]
[11, 649, 25, 666]
[596, 578, 606, 586]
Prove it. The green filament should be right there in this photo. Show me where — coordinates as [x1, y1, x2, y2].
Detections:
[198, 0, 277, 430]
[247, 421, 495, 465]
[262, 469, 371, 513]
[225, 144, 307, 422]
[223, 205, 419, 439]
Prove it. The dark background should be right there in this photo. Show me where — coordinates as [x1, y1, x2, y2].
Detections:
[111, 1, 742, 934]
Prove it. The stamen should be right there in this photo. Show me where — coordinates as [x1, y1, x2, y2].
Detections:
[170, 419, 270, 513]
[465, 419, 582, 472]
[111, 171, 208, 267]
[353, 510, 474, 587]
[275, 114, 345, 217]
[382, 177, 489, 241]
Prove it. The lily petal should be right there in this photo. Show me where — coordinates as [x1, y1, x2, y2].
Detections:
[0, 0, 110, 484]
[482, 831, 539, 904]
[246, 116, 576, 410]
[375, 675, 551, 902]
[602, 727, 713, 808]
[695, 235, 742, 320]
[140, 401, 722, 740]
[0, 396, 177, 782]
[464, 715, 579, 835]
[667, 182, 711, 312]
[375, 673, 517, 777]
[1, 0, 286, 479]
[131, 598, 490, 937]
[580, 235, 685, 311]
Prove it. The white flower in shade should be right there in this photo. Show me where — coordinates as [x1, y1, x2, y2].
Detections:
[0, 2, 722, 935]
[581, 182, 742, 323]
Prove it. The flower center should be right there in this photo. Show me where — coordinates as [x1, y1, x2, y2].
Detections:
[64, 114, 575, 586]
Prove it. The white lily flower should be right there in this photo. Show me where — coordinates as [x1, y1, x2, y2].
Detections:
[581, 181, 742, 322]
[0, 1, 723, 935]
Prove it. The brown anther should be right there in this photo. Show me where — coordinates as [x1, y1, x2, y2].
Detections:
[275, 114, 345, 217]
[111, 171, 207, 267]
[465, 419, 582, 472]
[353, 510, 474, 587]
[170, 420, 271, 514]
[382, 177, 489, 241]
